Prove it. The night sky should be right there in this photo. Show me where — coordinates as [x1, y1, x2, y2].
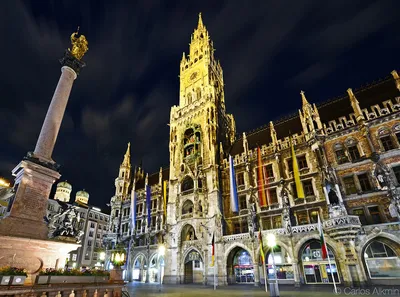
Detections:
[0, 1, 399, 209]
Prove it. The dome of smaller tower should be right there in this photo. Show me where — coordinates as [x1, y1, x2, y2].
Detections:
[75, 190, 89, 205]
[57, 181, 72, 190]
[76, 190, 89, 198]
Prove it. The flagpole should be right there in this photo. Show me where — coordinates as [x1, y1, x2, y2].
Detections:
[264, 262, 268, 292]
[319, 215, 337, 294]
[325, 240, 337, 294]
[214, 241, 217, 290]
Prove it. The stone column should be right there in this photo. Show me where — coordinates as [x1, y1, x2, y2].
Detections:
[34, 66, 76, 163]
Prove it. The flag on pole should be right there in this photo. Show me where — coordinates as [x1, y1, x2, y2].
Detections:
[259, 230, 265, 264]
[146, 183, 151, 228]
[131, 190, 137, 233]
[210, 233, 215, 267]
[229, 155, 239, 213]
[163, 180, 167, 219]
[318, 215, 328, 259]
[257, 147, 268, 206]
[290, 136, 305, 199]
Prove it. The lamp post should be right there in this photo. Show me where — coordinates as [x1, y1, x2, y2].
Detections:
[110, 250, 126, 284]
[267, 234, 280, 297]
[158, 244, 165, 292]
[99, 252, 106, 269]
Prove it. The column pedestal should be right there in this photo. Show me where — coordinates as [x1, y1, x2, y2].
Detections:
[0, 160, 60, 240]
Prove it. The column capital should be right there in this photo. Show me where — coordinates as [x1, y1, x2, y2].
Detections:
[59, 49, 86, 75]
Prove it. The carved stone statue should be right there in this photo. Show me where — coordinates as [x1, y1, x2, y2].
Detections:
[69, 30, 89, 60]
[46, 203, 84, 243]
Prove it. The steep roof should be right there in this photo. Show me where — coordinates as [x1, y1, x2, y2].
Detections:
[229, 75, 399, 156]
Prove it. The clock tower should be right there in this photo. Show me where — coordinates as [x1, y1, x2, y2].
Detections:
[165, 13, 236, 284]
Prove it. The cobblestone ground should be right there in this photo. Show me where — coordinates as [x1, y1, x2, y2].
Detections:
[125, 283, 400, 297]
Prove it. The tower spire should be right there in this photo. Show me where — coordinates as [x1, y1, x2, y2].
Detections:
[198, 12, 204, 29]
[300, 90, 309, 106]
[122, 142, 131, 167]
[347, 88, 364, 122]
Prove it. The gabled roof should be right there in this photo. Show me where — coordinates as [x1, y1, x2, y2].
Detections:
[229, 75, 399, 156]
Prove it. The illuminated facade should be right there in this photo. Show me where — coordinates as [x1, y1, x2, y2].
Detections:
[105, 14, 400, 287]
[47, 182, 110, 269]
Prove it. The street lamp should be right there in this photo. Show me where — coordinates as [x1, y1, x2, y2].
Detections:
[158, 244, 165, 291]
[267, 233, 280, 297]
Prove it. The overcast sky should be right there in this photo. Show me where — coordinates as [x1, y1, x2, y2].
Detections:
[0, 0, 399, 208]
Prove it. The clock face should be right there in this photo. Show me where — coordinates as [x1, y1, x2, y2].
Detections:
[190, 71, 198, 81]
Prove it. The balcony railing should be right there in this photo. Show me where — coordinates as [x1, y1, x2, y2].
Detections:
[181, 212, 194, 219]
[362, 222, 400, 233]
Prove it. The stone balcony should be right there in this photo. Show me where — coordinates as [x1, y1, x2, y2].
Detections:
[182, 239, 201, 250]
[323, 215, 361, 241]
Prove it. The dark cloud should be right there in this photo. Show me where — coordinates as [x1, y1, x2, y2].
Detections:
[0, 0, 399, 207]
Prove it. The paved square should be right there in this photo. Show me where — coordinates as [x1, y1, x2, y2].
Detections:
[124, 283, 392, 297]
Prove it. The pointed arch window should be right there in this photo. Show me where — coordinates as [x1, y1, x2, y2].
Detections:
[181, 176, 194, 194]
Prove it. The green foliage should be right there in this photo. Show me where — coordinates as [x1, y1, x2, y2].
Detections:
[0, 266, 28, 276]
[39, 268, 110, 277]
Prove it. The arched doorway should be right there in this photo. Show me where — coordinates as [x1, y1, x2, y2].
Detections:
[132, 254, 147, 282]
[183, 249, 203, 284]
[300, 240, 340, 284]
[362, 238, 400, 285]
[266, 245, 295, 284]
[227, 247, 254, 284]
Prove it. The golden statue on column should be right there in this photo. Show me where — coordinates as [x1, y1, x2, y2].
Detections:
[69, 27, 88, 60]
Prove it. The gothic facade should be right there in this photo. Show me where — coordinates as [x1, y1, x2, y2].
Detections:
[105, 14, 400, 287]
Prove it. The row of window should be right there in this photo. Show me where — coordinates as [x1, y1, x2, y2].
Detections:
[235, 156, 308, 187]
[334, 130, 400, 165]
[342, 166, 400, 195]
[229, 203, 389, 234]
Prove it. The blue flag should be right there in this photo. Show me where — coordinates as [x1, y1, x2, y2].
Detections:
[131, 191, 137, 234]
[229, 155, 239, 212]
[146, 184, 151, 228]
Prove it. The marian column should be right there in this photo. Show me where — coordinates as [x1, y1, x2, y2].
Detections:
[0, 31, 88, 240]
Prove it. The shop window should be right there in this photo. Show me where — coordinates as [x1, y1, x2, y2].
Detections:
[368, 206, 382, 224]
[303, 180, 314, 197]
[237, 172, 245, 186]
[393, 166, 400, 184]
[380, 135, 395, 151]
[348, 144, 361, 161]
[343, 176, 357, 195]
[239, 196, 247, 210]
[267, 245, 294, 280]
[364, 240, 400, 279]
[358, 173, 372, 192]
[352, 208, 368, 225]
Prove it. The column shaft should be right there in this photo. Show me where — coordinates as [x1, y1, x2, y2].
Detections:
[34, 66, 77, 162]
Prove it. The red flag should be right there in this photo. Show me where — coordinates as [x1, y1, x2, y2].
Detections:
[257, 147, 267, 206]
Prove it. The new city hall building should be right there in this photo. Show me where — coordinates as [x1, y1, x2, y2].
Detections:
[104, 14, 400, 287]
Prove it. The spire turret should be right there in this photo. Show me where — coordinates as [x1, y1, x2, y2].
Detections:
[391, 70, 400, 91]
[122, 142, 131, 167]
[347, 88, 364, 122]
[300, 90, 309, 106]
[198, 12, 204, 29]
[270, 121, 278, 147]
